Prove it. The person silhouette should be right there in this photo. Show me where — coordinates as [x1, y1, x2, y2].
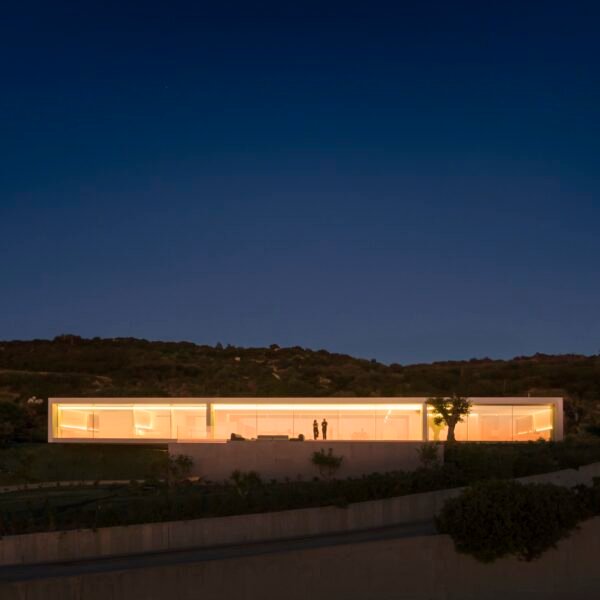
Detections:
[313, 419, 319, 440]
[321, 418, 328, 440]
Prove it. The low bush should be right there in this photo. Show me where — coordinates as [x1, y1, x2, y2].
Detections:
[585, 424, 600, 438]
[443, 439, 600, 482]
[311, 448, 343, 478]
[416, 442, 440, 469]
[436, 479, 597, 562]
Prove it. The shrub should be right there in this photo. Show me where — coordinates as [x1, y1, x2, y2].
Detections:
[165, 454, 193, 485]
[585, 424, 600, 438]
[416, 442, 440, 469]
[443, 441, 559, 480]
[0, 403, 29, 446]
[230, 470, 262, 498]
[311, 448, 343, 478]
[436, 479, 591, 562]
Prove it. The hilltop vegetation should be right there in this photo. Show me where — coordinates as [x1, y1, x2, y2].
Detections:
[0, 335, 599, 441]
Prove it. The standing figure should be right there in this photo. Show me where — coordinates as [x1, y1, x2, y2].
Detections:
[321, 418, 328, 440]
[313, 419, 319, 440]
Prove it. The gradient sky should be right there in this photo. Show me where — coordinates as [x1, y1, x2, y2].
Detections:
[1, 2, 599, 363]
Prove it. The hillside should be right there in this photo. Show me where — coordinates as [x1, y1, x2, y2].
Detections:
[1, 335, 599, 440]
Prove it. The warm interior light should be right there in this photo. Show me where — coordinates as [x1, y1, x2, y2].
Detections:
[133, 409, 154, 430]
[212, 403, 422, 411]
[58, 405, 207, 411]
[57, 408, 96, 432]
[59, 424, 95, 431]
[53, 400, 555, 442]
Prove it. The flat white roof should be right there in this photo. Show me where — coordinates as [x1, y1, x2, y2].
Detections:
[49, 396, 562, 405]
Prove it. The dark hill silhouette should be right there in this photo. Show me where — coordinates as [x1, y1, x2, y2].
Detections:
[0, 336, 599, 437]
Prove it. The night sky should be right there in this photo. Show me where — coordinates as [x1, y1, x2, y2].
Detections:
[2, 2, 599, 363]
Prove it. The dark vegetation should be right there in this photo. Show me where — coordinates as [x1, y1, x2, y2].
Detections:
[0, 443, 167, 485]
[444, 441, 600, 479]
[311, 448, 344, 478]
[0, 335, 600, 443]
[437, 479, 600, 562]
[3, 439, 600, 536]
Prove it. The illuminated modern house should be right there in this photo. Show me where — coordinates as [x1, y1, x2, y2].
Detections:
[48, 397, 563, 443]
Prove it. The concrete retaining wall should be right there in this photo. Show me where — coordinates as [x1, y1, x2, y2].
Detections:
[1, 461, 599, 568]
[0, 486, 460, 567]
[169, 440, 434, 481]
[3, 517, 600, 600]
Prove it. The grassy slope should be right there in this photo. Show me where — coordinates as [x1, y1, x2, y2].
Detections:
[0, 443, 167, 485]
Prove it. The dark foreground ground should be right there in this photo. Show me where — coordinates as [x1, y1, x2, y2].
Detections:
[2, 517, 599, 600]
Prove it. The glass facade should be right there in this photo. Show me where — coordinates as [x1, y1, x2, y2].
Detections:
[55, 404, 207, 441]
[52, 400, 557, 442]
[211, 403, 424, 441]
[427, 404, 554, 442]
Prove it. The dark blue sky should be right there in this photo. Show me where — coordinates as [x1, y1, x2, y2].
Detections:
[1, 2, 599, 363]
